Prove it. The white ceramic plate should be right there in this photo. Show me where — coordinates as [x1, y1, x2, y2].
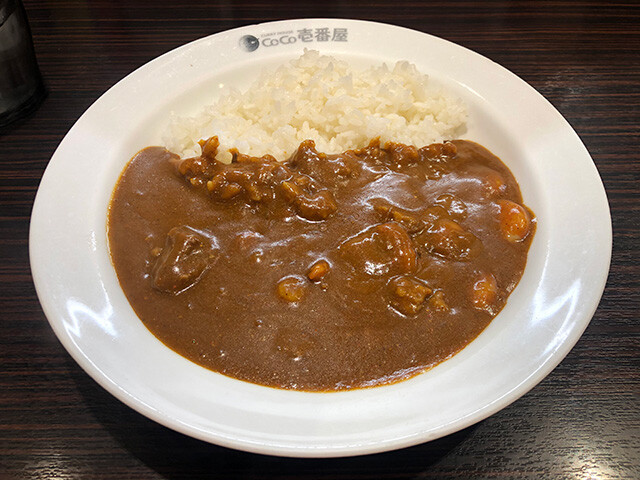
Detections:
[30, 19, 611, 457]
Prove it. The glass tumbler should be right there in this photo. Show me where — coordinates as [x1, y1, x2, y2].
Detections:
[0, 0, 45, 127]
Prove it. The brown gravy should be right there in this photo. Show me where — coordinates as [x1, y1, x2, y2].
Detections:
[108, 138, 535, 391]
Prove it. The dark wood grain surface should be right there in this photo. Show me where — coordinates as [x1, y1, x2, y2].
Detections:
[1, 1, 638, 478]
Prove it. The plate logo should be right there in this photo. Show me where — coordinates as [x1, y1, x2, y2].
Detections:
[239, 27, 349, 52]
[239, 35, 259, 52]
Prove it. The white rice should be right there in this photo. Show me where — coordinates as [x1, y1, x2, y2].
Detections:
[163, 50, 467, 163]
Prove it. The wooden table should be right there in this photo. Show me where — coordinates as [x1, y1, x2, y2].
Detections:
[2, 1, 638, 478]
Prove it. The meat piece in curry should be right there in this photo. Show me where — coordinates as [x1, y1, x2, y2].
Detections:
[108, 137, 535, 391]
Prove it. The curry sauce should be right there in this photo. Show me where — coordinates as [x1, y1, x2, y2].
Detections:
[108, 138, 535, 391]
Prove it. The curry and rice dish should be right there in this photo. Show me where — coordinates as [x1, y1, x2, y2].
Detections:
[108, 136, 535, 391]
[108, 52, 535, 391]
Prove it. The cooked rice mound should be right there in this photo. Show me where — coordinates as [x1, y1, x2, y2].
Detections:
[163, 50, 467, 163]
